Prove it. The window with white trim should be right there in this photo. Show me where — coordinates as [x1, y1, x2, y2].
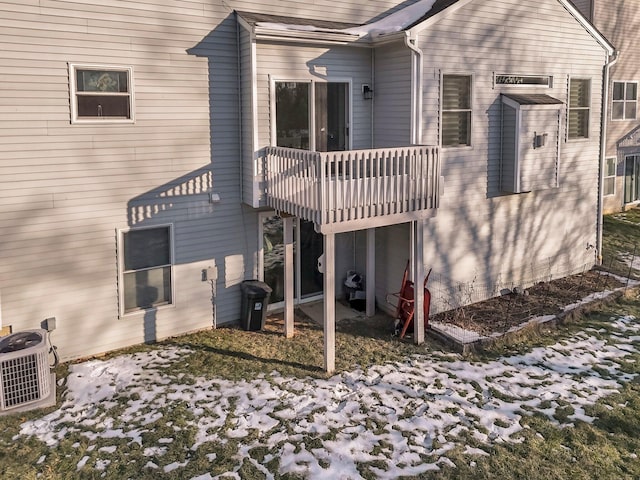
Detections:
[612, 81, 637, 120]
[442, 74, 472, 147]
[604, 157, 616, 196]
[120, 226, 173, 314]
[568, 78, 590, 139]
[70, 64, 134, 123]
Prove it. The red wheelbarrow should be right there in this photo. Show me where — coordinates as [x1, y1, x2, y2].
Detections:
[387, 261, 432, 339]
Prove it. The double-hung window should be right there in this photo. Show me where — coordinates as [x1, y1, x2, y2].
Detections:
[442, 74, 472, 147]
[604, 157, 616, 196]
[612, 81, 637, 120]
[568, 78, 590, 139]
[70, 64, 134, 123]
[120, 226, 173, 314]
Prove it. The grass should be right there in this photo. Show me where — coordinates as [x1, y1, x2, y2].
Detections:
[1, 211, 640, 479]
[600, 208, 640, 278]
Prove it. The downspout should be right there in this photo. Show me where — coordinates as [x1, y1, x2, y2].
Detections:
[404, 31, 423, 145]
[596, 50, 618, 264]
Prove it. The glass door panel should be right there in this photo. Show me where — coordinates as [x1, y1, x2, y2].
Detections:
[275, 82, 310, 149]
[315, 82, 348, 152]
[299, 220, 323, 298]
[625, 155, 640, 204]
[262, 215, 286, 304]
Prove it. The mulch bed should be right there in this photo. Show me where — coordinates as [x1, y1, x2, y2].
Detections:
[431, 270, 626, 336]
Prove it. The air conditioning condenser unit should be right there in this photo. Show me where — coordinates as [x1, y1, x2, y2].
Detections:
[0, 329, 56, 415]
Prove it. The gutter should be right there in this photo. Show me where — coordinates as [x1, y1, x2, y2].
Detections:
[597, 50, 618, 264]
[404, 31, 423, 145]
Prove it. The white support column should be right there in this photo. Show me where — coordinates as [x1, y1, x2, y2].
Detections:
[366, 228, 376, 317]
[323, 232, 336, 373]
[413, 219, 425, 344]
[283, 216, 295, 338]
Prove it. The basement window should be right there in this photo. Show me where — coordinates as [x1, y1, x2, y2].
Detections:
[119, 225, 173, 315]
[70, 64, 134, 124]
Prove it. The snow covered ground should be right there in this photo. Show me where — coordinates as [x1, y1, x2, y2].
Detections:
[18, 315, 640, 479]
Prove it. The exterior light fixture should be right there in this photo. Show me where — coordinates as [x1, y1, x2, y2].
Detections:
[362, 84, 373, 100]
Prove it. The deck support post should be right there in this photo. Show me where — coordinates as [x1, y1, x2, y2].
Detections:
[366, 228, 375, 317]
[323, 232, 336, 373]
[412, 219, 425, 344]
[283, 216, 295, 338]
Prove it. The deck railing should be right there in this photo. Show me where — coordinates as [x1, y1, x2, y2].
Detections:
[264, 145, 440, 233]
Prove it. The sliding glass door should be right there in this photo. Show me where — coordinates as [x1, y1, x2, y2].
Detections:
[260, 214, 324, 306]
[268, 80, 350, 302]
[625, 155, 640, 204]
[275, 80, 349, 152]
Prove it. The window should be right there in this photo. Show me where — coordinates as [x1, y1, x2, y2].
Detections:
[442, 74, 472, 147]
[495, 74, 552, 87]
[612, 81, 637, 120]
[568, 78, 590, 139]
[70, 64, 134, 123]
[604, 157, 616, 196]
[120, 226, 173, 314]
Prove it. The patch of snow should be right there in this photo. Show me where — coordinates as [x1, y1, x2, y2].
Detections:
[17, 315, 640, 479]
[76, 456, 90, 471]
[164, 461, 189, 473]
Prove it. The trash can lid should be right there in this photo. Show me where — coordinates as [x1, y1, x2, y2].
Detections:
[241, 280, 273, 295]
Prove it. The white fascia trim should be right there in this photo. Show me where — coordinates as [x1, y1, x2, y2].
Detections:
[253, 28, 364, 46]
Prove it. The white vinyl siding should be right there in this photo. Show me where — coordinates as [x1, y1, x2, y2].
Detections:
[568, 78, 591, 139]
[373, 43, 411, 147]
[0, 0, 406, 361]
[400, 0, 605, 315]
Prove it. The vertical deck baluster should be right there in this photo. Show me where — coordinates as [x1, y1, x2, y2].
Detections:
[410, 148, 417, 212]
[349, 151, 355, 220]
[355, 152, 364, 218]
[411, 147, 426, 211]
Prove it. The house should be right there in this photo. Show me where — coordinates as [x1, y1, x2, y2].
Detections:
[572, 0, 640, 214]
[0, 0, 613, 372]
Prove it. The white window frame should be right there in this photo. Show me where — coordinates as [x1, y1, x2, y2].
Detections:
[269, 76, 353, 151]
[567, 77, 591, 140]
[612, 80, 638, 121]
[69, 63, 135, 124]
[603, 157, 616, 196]
[441, 73, 473, 148]
[117, 224, 175, 317]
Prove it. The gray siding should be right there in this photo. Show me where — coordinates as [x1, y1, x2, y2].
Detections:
[239, 26, 258, 207]
[0, 0, 408, 360]
[590, 0, 640, 212]
[501, 104, 518, 192]
[378, 0, 606, 314]
[373, 43, 412, 147]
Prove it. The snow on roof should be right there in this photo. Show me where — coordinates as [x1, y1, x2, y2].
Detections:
[255, 0, 438, 39]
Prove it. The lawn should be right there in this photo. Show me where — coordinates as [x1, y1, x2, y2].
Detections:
[1, 212, 640, 480]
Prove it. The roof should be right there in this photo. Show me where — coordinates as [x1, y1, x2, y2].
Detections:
[502, 93, 564, 105]
[405, 0, 461, 29]
[237, 0, 614, 54]
[235, 11, 360, 30]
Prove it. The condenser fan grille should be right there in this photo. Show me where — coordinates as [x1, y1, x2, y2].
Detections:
[0, 329, 53, 413]
[1, 354, 41, 408]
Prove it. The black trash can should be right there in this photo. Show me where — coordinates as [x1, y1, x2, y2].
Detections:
[240, 280, 273, 331]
